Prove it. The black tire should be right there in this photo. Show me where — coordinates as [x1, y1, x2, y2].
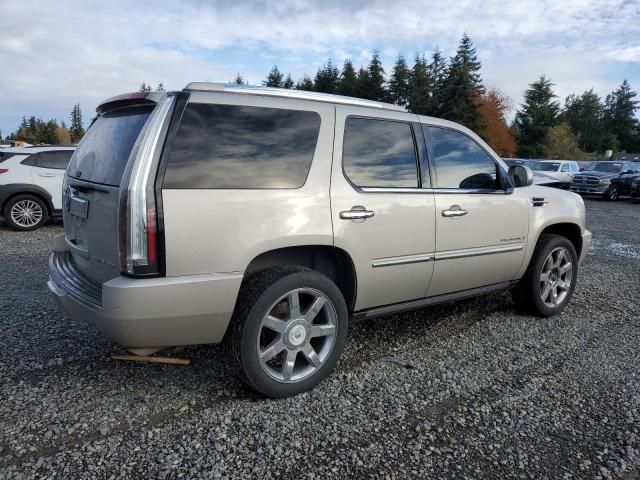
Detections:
[227, 266, 348, 398]
[512, 234, 578, 317]
[606, 185, 619, 201]
[3, 194, 49, 231]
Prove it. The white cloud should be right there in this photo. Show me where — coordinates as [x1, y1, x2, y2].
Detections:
[0, 0, 638, 134]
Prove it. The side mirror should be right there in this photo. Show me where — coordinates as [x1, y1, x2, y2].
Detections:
[508, 165, 534, 187]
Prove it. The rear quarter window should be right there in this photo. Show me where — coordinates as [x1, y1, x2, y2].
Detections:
[163, 103, 321, 189]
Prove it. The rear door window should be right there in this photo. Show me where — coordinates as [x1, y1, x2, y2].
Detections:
[30, 150, 74, 170]
[342, 117, 418, 188]
[68, 105, 153, 186]
[163, 103, 321, 189]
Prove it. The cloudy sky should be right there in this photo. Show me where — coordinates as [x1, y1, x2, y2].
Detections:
[1, 0, 639, 137]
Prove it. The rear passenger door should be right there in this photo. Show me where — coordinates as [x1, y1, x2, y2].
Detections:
[29, 150, 73, 209]
[424, 125, 528, 297]
[331, 106, 436, 310]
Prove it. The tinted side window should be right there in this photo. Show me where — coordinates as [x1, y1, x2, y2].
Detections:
[36, 150, 74, 169]
[560, 163, 570, 172]
[343, 117, 418, 188]
[428, 127, 498, 189]
[21, 155, 38, 166]
[164, 104, 321, 189]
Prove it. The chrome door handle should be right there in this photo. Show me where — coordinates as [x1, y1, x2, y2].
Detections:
[340, 207, 375, 220]
[38, 173, 56, 177]
[442, 206, 468, 217]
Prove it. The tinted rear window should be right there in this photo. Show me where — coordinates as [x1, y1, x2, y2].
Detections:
[68, 106, 153, 186]
[163, 103, 321, 189]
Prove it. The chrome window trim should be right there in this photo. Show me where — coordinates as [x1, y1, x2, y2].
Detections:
[372, 253, 433, 268]
[359, 186, 513, 195]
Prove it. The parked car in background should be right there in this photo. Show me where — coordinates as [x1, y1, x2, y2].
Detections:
[531, 160, 580, 189]
[570, 161, 640, 200]
[0, 146, 75, 230]
[610, 170, 640, 201]
[503, 159, 535, 169]
[631, 176, 640, 202]
[48, 84, 591, 397]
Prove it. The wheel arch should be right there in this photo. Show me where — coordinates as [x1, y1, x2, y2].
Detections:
[537, 222, 583, 258]
[1, 184, 55, 215]
[243, 245, 358, 312]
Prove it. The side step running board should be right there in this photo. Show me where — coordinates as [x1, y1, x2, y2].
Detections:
[351, 281, 518, 322]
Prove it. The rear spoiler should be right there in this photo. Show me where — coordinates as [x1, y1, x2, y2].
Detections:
[96, 92, 167, 115]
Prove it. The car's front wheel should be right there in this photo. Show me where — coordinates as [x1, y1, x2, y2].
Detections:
[512, 234, 578, 317]
[3, 194, 49, 231]
[606, 185, 620, 201]
[227, 266, 348, 397]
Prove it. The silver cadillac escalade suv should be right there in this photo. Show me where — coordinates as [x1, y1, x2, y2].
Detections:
[49, 84, 592, 397]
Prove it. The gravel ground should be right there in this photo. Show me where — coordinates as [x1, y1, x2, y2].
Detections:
[0, 199, 639, 479]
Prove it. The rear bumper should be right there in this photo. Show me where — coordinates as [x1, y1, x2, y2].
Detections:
[48, 235, 243, 348]
[580, 229, 592, 266]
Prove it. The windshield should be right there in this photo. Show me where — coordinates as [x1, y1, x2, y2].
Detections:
[531, 162, 561, 172]
[67, 105, 153, 186]
[583, 162, 622, 173]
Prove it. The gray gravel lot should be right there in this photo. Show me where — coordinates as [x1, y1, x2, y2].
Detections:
[1, 199, 639, 479]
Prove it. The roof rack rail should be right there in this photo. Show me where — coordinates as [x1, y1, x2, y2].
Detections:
[183, 82, 407, 112]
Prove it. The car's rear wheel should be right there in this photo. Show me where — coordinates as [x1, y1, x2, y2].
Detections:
[227, 266, 348, 397]
[3, 195, 49, 231]
[512, 234, 578, 317]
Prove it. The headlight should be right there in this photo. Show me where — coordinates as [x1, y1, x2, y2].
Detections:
[600, 178, 611, 185]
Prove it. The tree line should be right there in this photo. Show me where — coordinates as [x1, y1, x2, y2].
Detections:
[7, 104, 85, 145]
[6, 34, 639, 157]
[245, 34, 639, 158]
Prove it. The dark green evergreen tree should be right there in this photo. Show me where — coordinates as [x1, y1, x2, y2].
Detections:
[441, 34, 484, 131]
[365, 50, 387, 101]
[603, 80, 639, 152]
[563, 89, 604, 152]
[337, 59, 358, 97]
[295, 75, 315, 91]
[513, 75, 560, 158]
[388, 54, 411, 106]
[232, 73, 247, 85]
[314, 59, 340, 94]
[355, 67, 371, 99]
[138, 82, 152, 92]
[282, 74, 295, 89]
[69, 104, 85, 143]
[407, 54, 432, 115]
[263, 66, 284, 88]
[427, 48, 447, 115]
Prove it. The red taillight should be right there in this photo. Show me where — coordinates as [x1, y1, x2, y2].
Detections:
[146, 208, 157, 264]
[0, 169, 8, 174]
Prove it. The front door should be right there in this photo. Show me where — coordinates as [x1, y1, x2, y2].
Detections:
[424, 125, 529, 297]
[331, 106, 436, 310]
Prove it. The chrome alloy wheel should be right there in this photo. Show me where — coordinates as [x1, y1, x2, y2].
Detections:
[257, 288, 337, 383]
[10, 200, 43, 228]
[539, 247, 573, 308]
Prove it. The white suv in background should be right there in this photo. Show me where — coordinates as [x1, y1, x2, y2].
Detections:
[0, 146, 75, 230]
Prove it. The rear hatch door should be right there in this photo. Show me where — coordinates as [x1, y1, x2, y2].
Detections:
[63, 100, 157, 284]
